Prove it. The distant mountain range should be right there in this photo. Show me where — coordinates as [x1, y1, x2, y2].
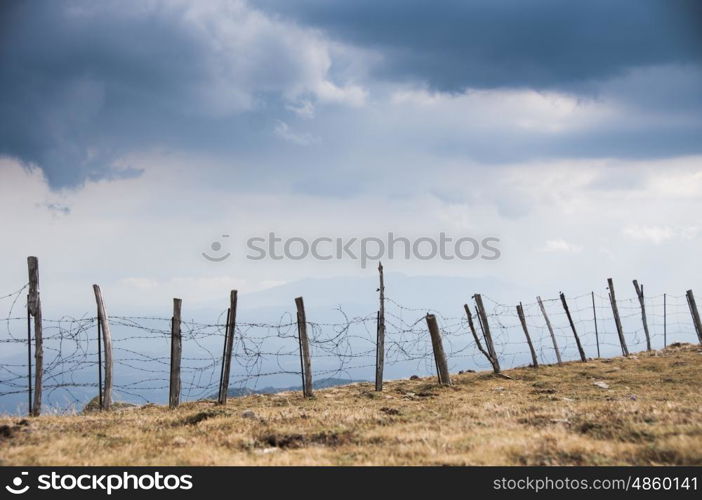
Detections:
[213, 377, 366, 399]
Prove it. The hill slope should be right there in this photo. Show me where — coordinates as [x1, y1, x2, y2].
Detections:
[1, 344, 701, 465]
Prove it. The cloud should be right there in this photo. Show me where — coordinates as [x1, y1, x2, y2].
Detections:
[1, 0, 701, 195]
[0, 0, 366, 188]
[285, 100, 316, 119]
[623, 225, 699, 244]
[253, 0, 702, 92]
[38, 202, 71, 216]
[539, 239, 583, 253]
[273, 120, 320, 146]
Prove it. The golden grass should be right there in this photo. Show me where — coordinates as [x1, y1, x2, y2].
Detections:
[1, 343, 701, 466]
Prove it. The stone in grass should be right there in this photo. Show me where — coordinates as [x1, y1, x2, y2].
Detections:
[409, 375, 420, 380]
[172, 436, 188, 447]
[592, 381, 610, 389]
[241, 410, 258, 419]
[81, 396, 137, 414]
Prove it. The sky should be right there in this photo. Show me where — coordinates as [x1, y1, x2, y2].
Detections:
[1, 0, 702, 317]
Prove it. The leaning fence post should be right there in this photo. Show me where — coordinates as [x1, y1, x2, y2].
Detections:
[375, 262, 385, 391]
[685, 290, 702, 344]
[591, 292, 600, 358]
[473, 294, 500, 373]
[27, 257, 43, 416]
[633, 280, 652, 351]
[426, 314, 451, 385]
[560, 292, 587, 361]
[516, 302, 538, 368]
[218, 290, 237, 405]
[93, 284, 113, 410]
[218, 308, 230, 402]
[537, 296, 562, 365]
[464, 304, 499, 373]
[169, 298, 182, 409]
[295, 297, 313, 397]
[607, 278, 629, 356]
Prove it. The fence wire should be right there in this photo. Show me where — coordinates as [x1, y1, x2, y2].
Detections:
[0, 282, 699, 413]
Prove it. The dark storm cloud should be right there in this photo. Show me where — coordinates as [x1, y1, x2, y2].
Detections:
[253, 0, 702, 91]
[0, 1, 195, 187]
[0, 0, 310, 188]
[0, 0, 701, 191]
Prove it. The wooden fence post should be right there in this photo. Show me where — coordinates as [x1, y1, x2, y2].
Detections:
[633, 280, 652, 351]
[663, 293, 667, 348]
[26, 296, 32, 416]
[516, 302, 538, 368]
[560, 292, 587, 361]
[97, 314, 103, 409]
[218, 308, 230, 403]
[686, 290, 702, 344]
[27, 257, 42, 416]
[375, 262, 385, 391]
[464, 304, 499, 373]
[295, 297, 313, 397]
[93, 285, 113, 410]
[591, 292, 600, 358]
[473, 294, 500, 373]
[218, 291, 237, 405]
[537, 296, 562, 365]
[169, 298, 182, 409]
[607, 278, 629, 356]
[425, 314, 451, 385]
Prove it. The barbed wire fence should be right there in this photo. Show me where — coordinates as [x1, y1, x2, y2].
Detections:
[1, 274, 701, 415]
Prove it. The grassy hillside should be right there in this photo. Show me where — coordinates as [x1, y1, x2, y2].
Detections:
[1, 343, 700, 466]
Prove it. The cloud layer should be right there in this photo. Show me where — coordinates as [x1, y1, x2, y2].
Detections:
[253, 0, 702, 90]
[0, 0, 365, 187]
[1, 0, 701, 189]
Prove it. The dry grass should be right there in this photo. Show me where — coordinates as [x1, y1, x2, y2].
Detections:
[1, 343, 701, 466]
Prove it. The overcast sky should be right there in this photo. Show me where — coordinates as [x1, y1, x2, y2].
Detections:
[1, 0, 701, 315]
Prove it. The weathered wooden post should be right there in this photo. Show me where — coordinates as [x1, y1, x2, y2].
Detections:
[375, 262, 385, 391]
[169, 298, 182, 409]
[516, 302, 538, 368]
[633, 280, 652, 351]
[607, 278, 629, 356]
[686, 290, 702, 344]
[425, 314, 451, 385]
[473, 294, 500, 372]
[663, 293, 667, 347]
[591, 292, 600, 358]
[295, 297, 313, 397]
[26, 297, 32, 415]
[93, 284, 113, 410]
[464, 304, 499, 373]
[27, 257, 43, 416]
[218, 308, 230, 403]
[560, 292, 587, 361]
[97, 314, 103, 409]
[537, 296, 562, 365]
[218, 290, 237, 405]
